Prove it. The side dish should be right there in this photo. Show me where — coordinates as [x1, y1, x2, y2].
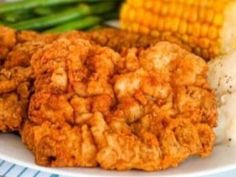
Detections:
[208, 51, 236, 145]
[121, 0, 236, 60]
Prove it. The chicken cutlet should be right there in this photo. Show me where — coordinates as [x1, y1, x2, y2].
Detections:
[0, 26, 16, 63]
[21, 38, 217, 171]
[0, 26, 202, 72]
[0, 26, 46, 132]
[1, 26, 195, 71]
[0, 26, 91, 132]
[0, 67, 32, 132]
[3, 28, 90, 69]
[88, 28, 192, 55]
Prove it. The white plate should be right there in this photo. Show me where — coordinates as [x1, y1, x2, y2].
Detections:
[0, 134, 235, 177]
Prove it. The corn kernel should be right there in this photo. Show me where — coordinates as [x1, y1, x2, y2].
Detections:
[205, 9, 214, 23]
[145, 0, 153, 10]
[169, 2, 176, 16]
[156, 18, 164, 31]
[188, 8, 198, 22]
[212, 14, 224, 26]
[208, 26, 218, 39]
[192, 23, 201, 37]
[152, 1, 161, 14]
[175, 4, 184, 17]
[185, 0, 195, 6]
[127, 0, 143, 8]
[200, 24, 209, 37]
[164, 17, 173, 31]
[171, 18, 180, 32]
[187, 23, 193, 35]
[143, 11, 153, 27]
[128, 8, 136, 21]
[161, 3, 168, 16]
[198, 38, 210, 49]
[131, 23, 139, 32]
[179, 21, 187, 34]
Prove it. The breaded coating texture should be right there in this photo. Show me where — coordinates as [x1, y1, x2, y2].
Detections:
[0, 26, 16, 62]
[22, 38, 217, 171]
[0, 67, 32, 132]
[0, 26, 90, 133]
[88, 28, 192, 54]
[3, 29, 89, 69]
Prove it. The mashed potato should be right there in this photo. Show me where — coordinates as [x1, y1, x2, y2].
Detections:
[208, 51, 236, 145]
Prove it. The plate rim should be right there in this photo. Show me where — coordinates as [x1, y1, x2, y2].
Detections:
[1, 134, 236, 177]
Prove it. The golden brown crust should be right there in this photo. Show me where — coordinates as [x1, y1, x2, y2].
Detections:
[21, 38, 217, 171]
[0, 26, 90, 133]
[88, 28, 192, 54]
[0, 26, 16, 61]
[0, 25, 217, 170]
[0, 67, 32, 132]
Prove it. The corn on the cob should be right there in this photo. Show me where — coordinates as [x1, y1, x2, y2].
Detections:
[120, 0, 236, 60]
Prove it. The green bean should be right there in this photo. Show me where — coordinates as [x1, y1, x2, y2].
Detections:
[45, 16, 101, 33]
[9, 2, 116, 30]
[0, 0, 99, 14]
[1, 11, 34, 23]
[90, 2, 117, 14]
[9, 4, 90, 30]
[33, 6, 56, 16]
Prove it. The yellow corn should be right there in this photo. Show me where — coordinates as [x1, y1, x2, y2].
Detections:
[120, 0, 236, 60]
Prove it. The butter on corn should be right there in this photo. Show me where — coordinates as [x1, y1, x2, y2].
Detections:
[120, 0, 236, 60]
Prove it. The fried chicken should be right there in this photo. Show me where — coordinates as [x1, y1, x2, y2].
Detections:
[1, 26, 195, 71]
[3, 29, 90, 70]
[88, 28, 192, 55]
[21, 38, 217, 171]
[0, 26, 16, 63]
[0, 67, 32, 132]
[0, 26, 91, 132]
[0, 25, 217, 170]
[0, 26, 43, 132]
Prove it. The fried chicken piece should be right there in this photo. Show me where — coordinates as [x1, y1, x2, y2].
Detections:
[0, 67, 32, 132]
[21, 38, 216, 171]
[0, 26, 16, 62]
[88, 28, 192, 54]
[0, 27, 90, 132]
[4, 42, 46, 69]
[0, 67, 32, 94]
[3, 31, 58, 69]
[22, 121, 97, 167]
[4, 30, 90, 69]
[3, 27, 191, 68]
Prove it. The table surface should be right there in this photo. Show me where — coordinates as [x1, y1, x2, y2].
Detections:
[0, 159, 236, 177]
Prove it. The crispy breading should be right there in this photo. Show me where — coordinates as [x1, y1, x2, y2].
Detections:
[22, 121, 97, 167]
[4, 42, 46, 69]
[0, 67, 32, 94]
[0, 67, 32, 132]
[21, 38, 217, 171]
[4, 29, 89, 69]
[0, 26, 90, 133]
[88, 28, 192, 54]
[0, 26, 193, 70]
[0, 26, 16, 62]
